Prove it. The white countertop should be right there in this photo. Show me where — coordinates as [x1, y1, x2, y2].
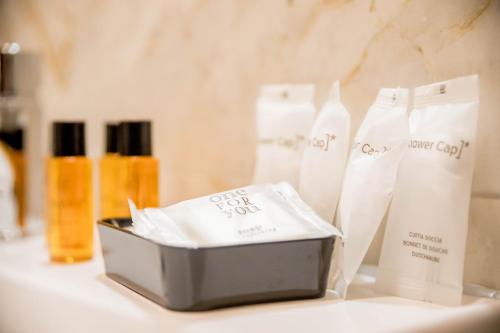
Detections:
[0, 235, 499, 333]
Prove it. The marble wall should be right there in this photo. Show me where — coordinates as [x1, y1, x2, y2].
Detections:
[1, 0, 499, 289]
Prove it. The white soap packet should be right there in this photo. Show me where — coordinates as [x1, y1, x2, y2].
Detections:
[129, 182, 341, 248]
[376, 75, 479, 306]
[253, 84, 316, 189]
[298, 81, 350, 223]
[330, 88, 409, 298]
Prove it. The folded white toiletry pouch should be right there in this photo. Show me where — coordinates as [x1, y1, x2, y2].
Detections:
[299, 81, 350, 224]
[130, 182, 340, 248]
[330, 87, 409, 298]
[376, 75, 479, 306]
[253, 84, 316, 189]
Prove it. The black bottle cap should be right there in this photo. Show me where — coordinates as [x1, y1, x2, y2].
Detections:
[0, 128, 23, 151]
[105, 123, 119, 154]
[118, 121, 152, 156]
[52, 122, 86, 157]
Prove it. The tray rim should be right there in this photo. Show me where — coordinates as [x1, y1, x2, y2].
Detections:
[97, 218, 336, 251]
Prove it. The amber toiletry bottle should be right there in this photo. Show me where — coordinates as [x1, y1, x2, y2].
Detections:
[99, 123, 121, 219]
[47, 122, 93, 263]
[114, 121, 158, 217]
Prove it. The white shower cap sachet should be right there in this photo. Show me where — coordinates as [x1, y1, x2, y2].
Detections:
[376, 75, 480, 306]
[330, 87, 409, 298]
[253, 84, 316, 189]
[129, 183, 341, 248]
[299, 81, 350, 224]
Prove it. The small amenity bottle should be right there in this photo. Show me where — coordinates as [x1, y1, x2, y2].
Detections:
[99, 123, 121, 219]
[0, 43, 25, 233]
[116, 121, 158, 216]
[47, 122, 93, 263]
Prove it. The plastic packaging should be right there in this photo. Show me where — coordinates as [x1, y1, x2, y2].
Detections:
[130, 182, 340, 248]
[298, 81, 350, 223]
[376, 75, 479, 305]
[330, 88, 409, 297]
[253, 84, 316, 189]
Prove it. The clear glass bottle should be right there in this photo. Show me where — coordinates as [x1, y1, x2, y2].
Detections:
[47, 122, 93, 263]
[115, 121, 158, 217]
[0, 42, 25, 238]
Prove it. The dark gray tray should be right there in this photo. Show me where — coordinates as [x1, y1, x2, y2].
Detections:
[98, 218, 335, 311]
